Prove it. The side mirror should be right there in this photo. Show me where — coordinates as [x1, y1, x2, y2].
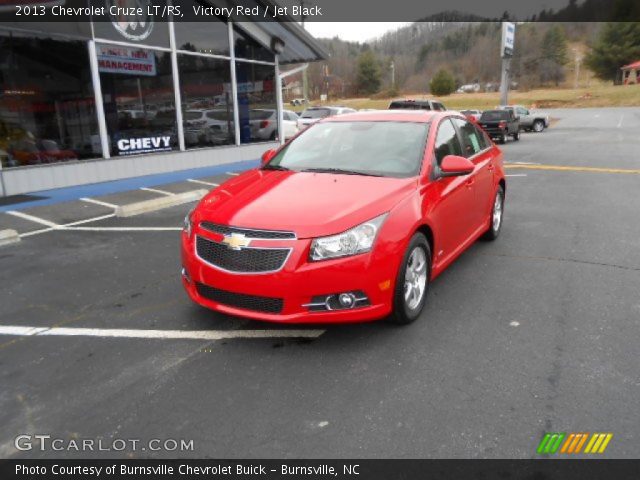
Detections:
[440, 155, 475, 177]
[261, 148, 277, 165]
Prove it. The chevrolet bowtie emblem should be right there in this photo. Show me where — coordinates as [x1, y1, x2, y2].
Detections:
[222, 233, 251, 250]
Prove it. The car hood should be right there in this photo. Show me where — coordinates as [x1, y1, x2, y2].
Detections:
[196, 169, 417, 238]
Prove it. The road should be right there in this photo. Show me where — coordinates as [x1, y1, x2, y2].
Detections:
[0, 107, 639, 459]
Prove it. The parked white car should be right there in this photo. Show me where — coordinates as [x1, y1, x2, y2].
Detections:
[296, 106, 356, 130]
[184, 109, 233, 146]
[250, 109, 299, 141]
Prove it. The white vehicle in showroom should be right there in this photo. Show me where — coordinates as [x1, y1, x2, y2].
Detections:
[250, 109, 299, 141]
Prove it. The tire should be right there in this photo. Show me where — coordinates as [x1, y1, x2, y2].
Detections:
[533, 120, 544, 132]
[512, 131, 520, 141]
[499, 135, 506, 144]
[482, 185, 505, 241]
[389, 233, 431, 325]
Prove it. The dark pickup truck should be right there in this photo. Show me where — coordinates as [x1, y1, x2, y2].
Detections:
[478, 109, 520, 144]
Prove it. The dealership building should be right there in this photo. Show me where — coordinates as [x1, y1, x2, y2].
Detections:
[0, 2, 326, 197]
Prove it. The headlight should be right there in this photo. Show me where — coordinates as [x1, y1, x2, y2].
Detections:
[309, 214, 387, 261]
[183, 209, 194, 238]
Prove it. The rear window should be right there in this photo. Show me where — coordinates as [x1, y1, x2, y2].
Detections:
[300, 108, 331, 119]
[480, 110, 510, 121]
[185, 111, 203, 120]
[389, 101, 431, 110]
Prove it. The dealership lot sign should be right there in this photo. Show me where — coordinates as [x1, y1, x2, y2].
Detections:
[117, 136, 171, 155]
[97, 45, 156, 76]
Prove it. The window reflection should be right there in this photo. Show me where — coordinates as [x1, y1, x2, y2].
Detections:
[0, 30, 99, 168]
[179, 55, 234, 148]
[98, 45, 177, 156]
[235, 62, 277, 144]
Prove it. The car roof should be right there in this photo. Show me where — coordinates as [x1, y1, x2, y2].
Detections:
[323, 109, 449, 123]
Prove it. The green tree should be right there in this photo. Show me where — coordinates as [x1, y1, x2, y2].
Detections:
[539, 25, 569, 85]
[356, 50, 381, 95]
[429, 69, 456, 96]
[586, 22, 640, 83]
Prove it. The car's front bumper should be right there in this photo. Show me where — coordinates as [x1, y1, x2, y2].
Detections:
[181, 231, 398, 324]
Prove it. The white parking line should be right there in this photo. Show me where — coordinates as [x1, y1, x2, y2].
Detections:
[617, 115, 624, 128]
[19, 214, 116, 238]
[6, 210, 58, 228]
[80, 197, 118, 209]
[506, 174, 527, 177]
[0, 325, 325, 341]
[67, 226, 182, 232]
[187, 179, 219, 187]
[226, 172, 240, 176]
[140, 187, 175, 196]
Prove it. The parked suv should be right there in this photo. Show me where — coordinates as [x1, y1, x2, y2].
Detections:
[296, 106, 356, 130]
[478, 109, 520, 144]
[388, 99, 446, 111]
[498, 105, 549, 132]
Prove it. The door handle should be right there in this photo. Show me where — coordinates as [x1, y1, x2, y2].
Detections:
[487, 162, 494, 171]
[465, 178, 475, 188]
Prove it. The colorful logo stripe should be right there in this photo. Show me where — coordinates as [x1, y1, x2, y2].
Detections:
[537, 433, 613, 454]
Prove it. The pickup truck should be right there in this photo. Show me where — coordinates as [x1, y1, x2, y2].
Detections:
[498, 105, 549, 132]
[478, 109, 520, 144]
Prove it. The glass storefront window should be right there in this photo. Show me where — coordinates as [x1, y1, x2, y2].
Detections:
[235, 62, 277, 144]
[178, 55, 234, 148]
[174, 20, 230, 57]
[0, 30, 99, 168]
[233, 27, 274, 63]
[97, 44, 177, 156]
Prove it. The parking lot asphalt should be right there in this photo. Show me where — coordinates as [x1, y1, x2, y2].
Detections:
[0, 107, 639, 459]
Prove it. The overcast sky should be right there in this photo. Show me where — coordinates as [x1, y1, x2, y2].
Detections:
[304, 22, 411, 42]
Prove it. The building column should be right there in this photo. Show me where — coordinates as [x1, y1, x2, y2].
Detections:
[275, 55, 284, 145]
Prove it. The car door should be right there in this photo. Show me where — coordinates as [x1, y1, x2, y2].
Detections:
[452, 117, 495, 232]
[516, 107, 530, 128]
[427, 118, 476, 264]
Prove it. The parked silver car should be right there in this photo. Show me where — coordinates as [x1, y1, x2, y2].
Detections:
[498, 105, 550, 132]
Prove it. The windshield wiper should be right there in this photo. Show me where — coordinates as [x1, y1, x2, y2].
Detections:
[262, 164, 290, 171]
[300, 167, 383, 177]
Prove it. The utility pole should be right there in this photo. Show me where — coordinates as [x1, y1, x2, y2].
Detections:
[573, 48, 582, 89]
[499, 22, 515, 106]
[499, 58, 511, 106]
[390, 61, 395, 89]
[300, 0, 308, 103]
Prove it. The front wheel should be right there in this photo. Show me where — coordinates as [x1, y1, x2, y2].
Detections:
[533, 120, 545, 132]
[499, 135, 506, 144]
[389, 234, 431, 325]
[482, 186, 505, 241]
[512, 131, 520, 141]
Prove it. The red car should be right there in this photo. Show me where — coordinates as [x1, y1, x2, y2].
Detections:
[181, 110, 505, 324]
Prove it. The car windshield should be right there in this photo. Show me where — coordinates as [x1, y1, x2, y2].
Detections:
[300, 108, 331, 119]
[480, 110, 510, 121]
[266, 121, 429, 178]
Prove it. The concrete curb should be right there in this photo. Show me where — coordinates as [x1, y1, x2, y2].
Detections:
[115, 189, 208, 218]
[0, 229, 20, 246]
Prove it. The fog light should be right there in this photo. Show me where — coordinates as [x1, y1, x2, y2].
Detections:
[338, 293, 356, 309]
[303, 291, 370, 312]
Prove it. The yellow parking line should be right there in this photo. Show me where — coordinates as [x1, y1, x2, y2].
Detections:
[504, 164, 640, 174]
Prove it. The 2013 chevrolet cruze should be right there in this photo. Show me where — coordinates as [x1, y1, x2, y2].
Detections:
[181, 110, 506, 324]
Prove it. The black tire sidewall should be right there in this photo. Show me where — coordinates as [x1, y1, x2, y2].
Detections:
[391, 233, 431, 325]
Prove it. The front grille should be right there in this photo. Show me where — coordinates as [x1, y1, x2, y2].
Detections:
[200, 222, 296, 239]
[196, 282, 283, 314]
[196, 236, 290, 273]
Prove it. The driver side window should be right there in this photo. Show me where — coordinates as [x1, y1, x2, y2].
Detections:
[434, 118, 462, 166]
